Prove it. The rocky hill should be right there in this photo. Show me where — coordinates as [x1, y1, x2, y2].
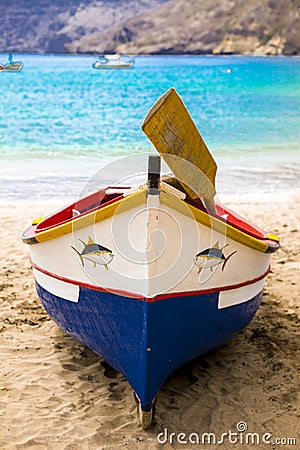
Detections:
[0, 0, 299, 55]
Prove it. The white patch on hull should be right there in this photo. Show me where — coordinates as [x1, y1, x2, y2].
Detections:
[33, 268, 79, 303]
[218, 278, 265, 309]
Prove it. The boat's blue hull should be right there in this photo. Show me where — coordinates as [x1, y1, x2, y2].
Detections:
[36, 281, 262, 412]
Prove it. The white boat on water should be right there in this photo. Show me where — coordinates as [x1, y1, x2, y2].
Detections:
[0, 54, 23, 72]
[92, 54, 134, 69]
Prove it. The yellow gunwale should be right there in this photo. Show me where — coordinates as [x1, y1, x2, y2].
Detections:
[23, 188, 276, 253]
[160, 191, 270, 253]
[23, 190, 146, 244]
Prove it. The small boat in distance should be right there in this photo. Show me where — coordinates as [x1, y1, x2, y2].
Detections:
[0, 53, 23, 72]
[92, 54, 134, 69]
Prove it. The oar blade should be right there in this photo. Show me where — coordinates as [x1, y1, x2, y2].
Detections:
[142, 88, 217, 201]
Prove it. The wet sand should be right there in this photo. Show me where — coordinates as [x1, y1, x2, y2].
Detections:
[0, 195, 299, 449]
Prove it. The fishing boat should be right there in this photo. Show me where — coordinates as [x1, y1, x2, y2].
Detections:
[0, 54, 23, 72]
[92, 54, 134, 69]
[22, 89, 279, 428]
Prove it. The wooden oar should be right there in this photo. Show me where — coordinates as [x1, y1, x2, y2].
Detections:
[142, 88, 217, 213]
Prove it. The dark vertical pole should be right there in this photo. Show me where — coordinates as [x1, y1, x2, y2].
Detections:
[147, 155, 161, 194]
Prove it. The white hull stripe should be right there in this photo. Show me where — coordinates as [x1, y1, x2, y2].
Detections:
[33, 268, 79, 303]
[31, 261, 270, 303]
[218, 279, 265, 309]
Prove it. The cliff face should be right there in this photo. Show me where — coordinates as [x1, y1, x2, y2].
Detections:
[0, 0, 169, 54]
[0, 0, 299, 55]
[112, 0, 300, 56]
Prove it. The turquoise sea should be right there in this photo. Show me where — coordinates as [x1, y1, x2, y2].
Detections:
[0, 54, 299, 201]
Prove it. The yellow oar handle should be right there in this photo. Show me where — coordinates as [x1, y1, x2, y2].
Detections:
[142, 88, 217, 204]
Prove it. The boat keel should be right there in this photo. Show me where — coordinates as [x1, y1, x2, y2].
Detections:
[134, 392, 157, 429]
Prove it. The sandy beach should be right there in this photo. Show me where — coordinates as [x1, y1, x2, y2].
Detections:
[0, 194, 299, 449]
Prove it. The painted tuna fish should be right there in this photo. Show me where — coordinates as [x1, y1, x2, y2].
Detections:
[71, 236, 114, 269]
[194, 241, 237, 274]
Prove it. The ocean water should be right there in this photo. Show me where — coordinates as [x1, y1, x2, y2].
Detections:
[0, 54, 299, 201]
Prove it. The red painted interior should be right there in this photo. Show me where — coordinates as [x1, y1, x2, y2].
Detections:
[186, 198, 267, 239]
[28, 185, 268, 240]
[35, 187, 128, 233]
